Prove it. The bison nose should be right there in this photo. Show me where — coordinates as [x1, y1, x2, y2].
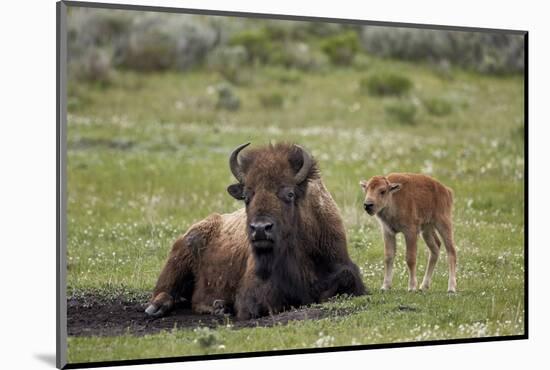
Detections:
[364, 202, 374, 212]
[249, 220, 274, 240]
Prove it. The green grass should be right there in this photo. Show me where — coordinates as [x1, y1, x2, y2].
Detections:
[385, 100, 418, 124]
[66, 57, 525, 363]
[360, 72, 413, 96]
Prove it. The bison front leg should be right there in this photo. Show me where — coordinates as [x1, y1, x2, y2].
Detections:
[234, 270, 271, 320]
[191, 299, 232, 316]
[318, 263, 366, 301]
[145, 234, 196, 318]
[234, 297, 259, 321]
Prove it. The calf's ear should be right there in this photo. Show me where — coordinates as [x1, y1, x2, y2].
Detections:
[389, 183, 402, 193]
[359, 180, 368, 190]
[227, 183, 245, 200]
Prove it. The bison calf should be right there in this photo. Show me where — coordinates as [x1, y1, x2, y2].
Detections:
[359, 173, 457, 293]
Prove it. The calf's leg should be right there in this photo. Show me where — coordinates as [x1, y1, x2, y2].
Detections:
[435, 218, 457, 293]
[404, 230, 419, 292]
[433, 232, 442, 248]
[420, 227, 440, 291]
[381, 230, 397, 291]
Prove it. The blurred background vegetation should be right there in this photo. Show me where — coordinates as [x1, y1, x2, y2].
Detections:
[68, 8, 524, 84]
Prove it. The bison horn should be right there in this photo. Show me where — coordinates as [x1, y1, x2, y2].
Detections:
[229, 142, 250, 183]
[293, 145, 313, 184]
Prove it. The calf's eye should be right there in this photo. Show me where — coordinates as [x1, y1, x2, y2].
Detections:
[380, 190, 386, 195]
[287, 191, 295, 200]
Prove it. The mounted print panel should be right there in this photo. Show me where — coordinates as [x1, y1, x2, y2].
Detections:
[57, 1, 527, 368]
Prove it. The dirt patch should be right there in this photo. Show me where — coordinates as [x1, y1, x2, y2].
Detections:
[67, 294, 344, 337]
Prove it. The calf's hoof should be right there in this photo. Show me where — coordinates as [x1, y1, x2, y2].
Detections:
[448, 281, 457, 294]
[408, 279, 418, 292]
[145, 292, 174, 318]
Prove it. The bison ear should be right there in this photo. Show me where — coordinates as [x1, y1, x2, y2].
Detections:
[389, 183, 402, 193]
[227, 183, 244, 200]
[359, 180, 368, 190]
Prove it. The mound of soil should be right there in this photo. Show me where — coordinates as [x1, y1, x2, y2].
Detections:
[67, 294, 339, 337]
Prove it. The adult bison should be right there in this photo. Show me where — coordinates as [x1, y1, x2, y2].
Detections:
[145, 142, 366, 320]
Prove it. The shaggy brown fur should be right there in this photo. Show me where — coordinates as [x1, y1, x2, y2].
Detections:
[146, 143, 366, 320]
[359, 173, 457, 292]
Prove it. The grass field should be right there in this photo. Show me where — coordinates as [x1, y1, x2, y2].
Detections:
[65, 57, 525, 363]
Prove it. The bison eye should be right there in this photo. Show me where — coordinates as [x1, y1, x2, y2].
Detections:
[380, 190, 386, 195]
[278, 188, 296, 203]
